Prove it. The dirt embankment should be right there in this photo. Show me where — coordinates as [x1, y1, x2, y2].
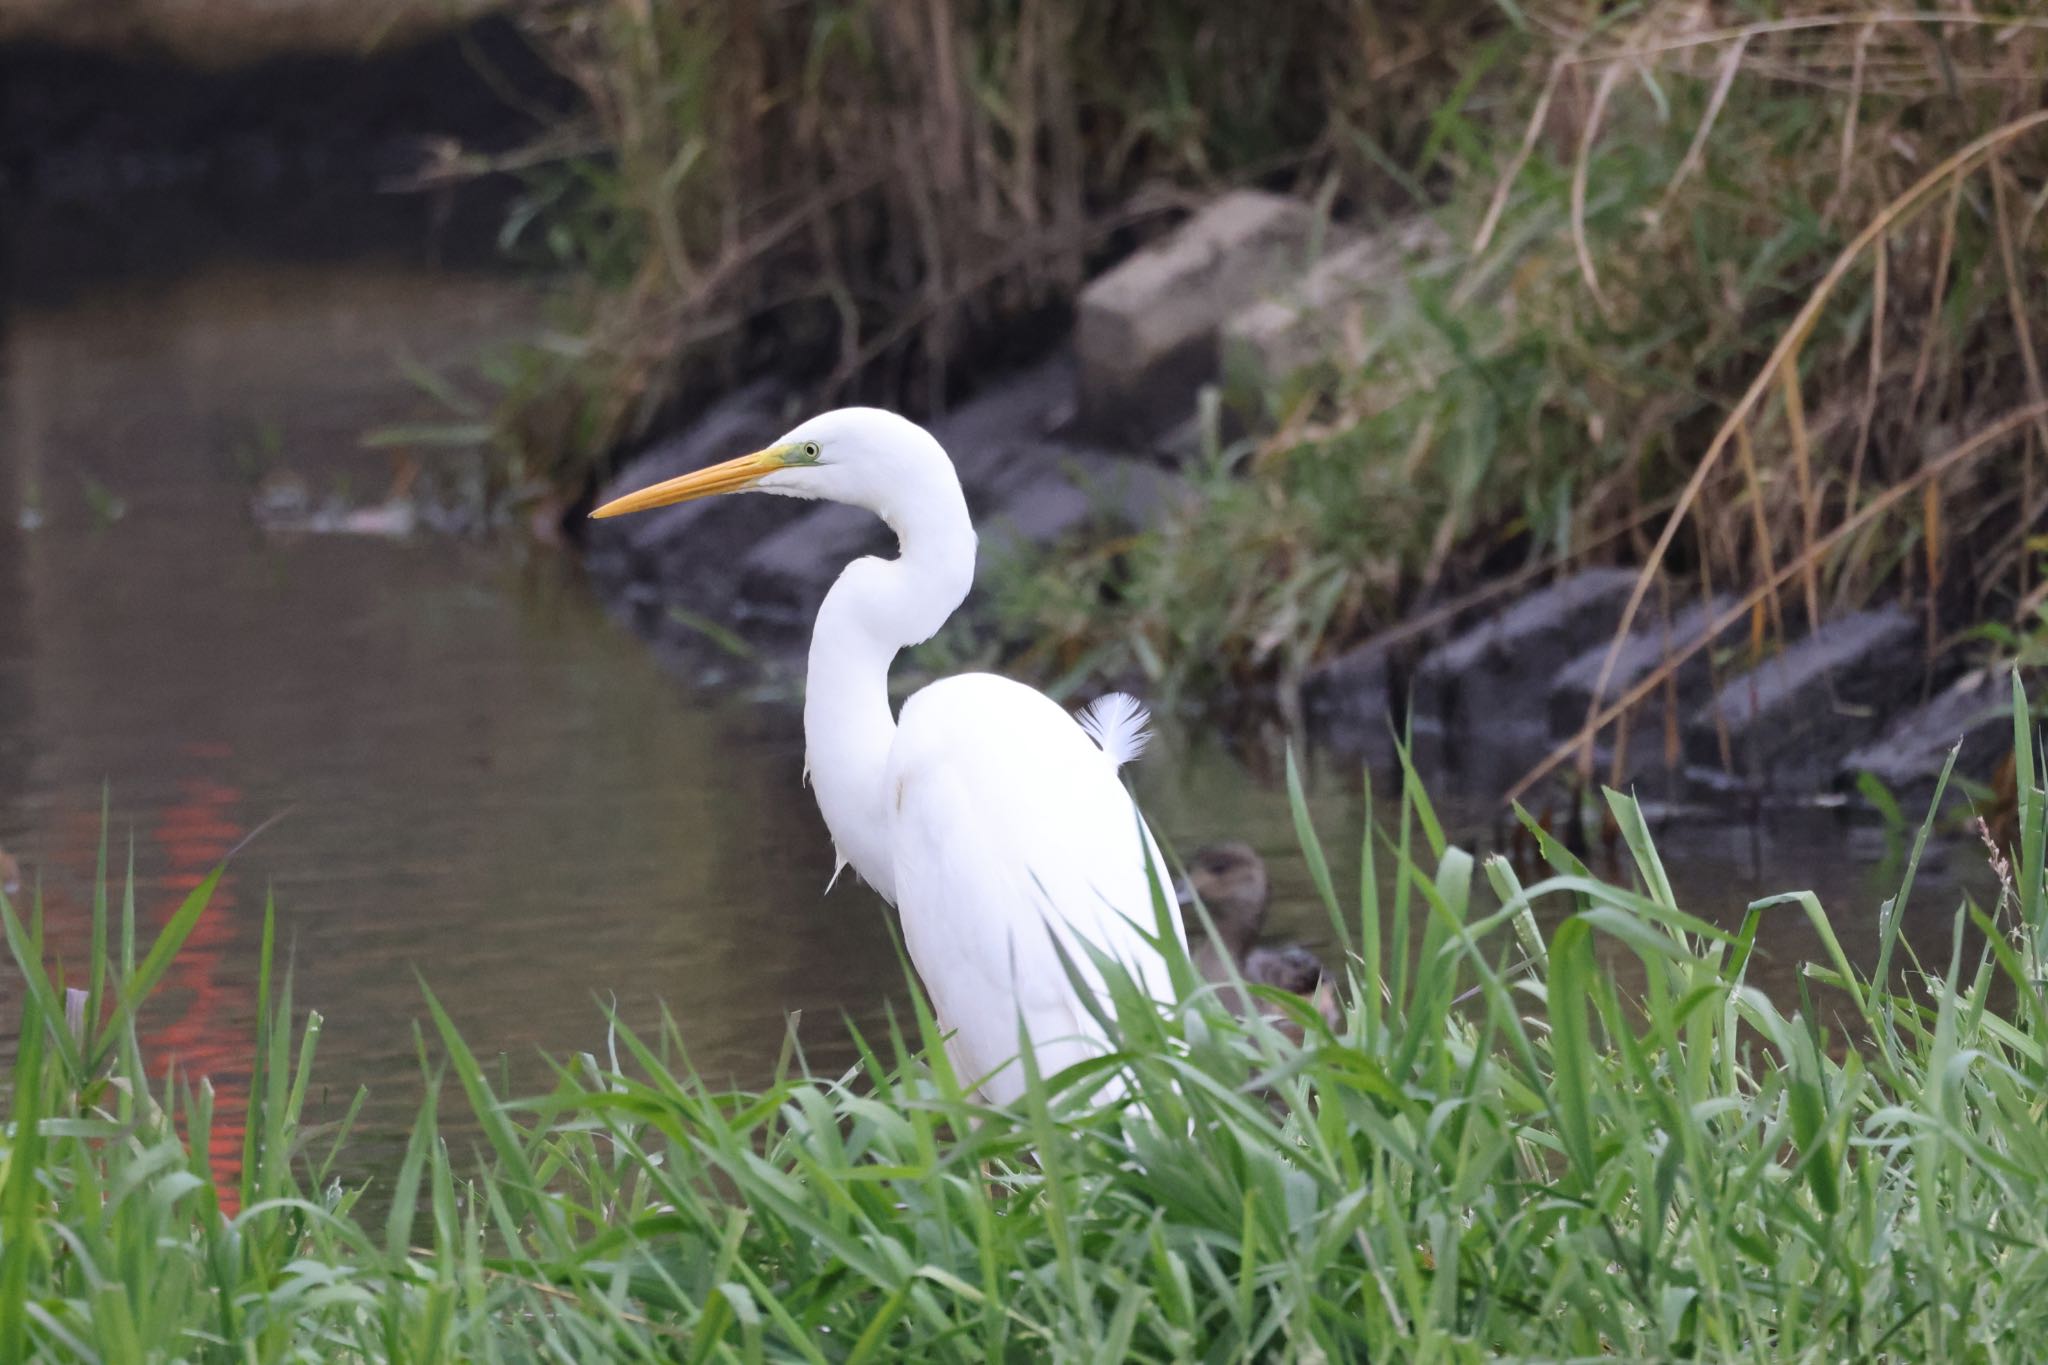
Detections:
[0, 12, 572, 294]
[0, 0, 501, 68]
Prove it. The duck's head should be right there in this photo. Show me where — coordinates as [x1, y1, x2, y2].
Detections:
[1176, 841, 1268, 959]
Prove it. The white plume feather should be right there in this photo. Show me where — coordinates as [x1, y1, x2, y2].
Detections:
[1076, 692, 1153, 771]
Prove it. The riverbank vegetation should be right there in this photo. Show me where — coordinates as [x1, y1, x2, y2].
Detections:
[2, 683, 2045, 1358]
[483, 0, 1488, 483]
[472, 5, 2048, 718]
[1021, 9, 2048, 708]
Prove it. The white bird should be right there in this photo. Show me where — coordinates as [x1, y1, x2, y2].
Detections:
[592, 409, 1184, 1105]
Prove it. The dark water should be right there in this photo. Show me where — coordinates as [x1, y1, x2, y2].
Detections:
[0, 257, 1984, 1181]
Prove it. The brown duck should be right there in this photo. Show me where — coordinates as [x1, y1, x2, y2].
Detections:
[1176, 842, 1342, 1033]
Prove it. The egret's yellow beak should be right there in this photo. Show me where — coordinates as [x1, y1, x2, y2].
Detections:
[589, 444, 798, 519]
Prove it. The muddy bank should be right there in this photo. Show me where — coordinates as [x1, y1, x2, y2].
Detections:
[0, 0, 500, 68]
[0, 17, 570, 296]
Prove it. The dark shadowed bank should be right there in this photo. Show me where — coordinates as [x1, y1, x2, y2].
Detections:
[0, 14, 571, 298]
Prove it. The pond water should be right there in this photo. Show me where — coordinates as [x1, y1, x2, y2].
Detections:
[0, 253, 1984, 1180]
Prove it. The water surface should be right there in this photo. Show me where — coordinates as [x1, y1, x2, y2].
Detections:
[0, 260, 906, 1166]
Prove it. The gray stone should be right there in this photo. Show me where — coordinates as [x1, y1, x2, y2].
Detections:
[1306, 637, 1394, 718]
[1401, 570, 1642, 786]
[1418, 571, 1641, 686]
[741, 441, 1180, 622]
[734, 503, 891, 627]
[1547, 595, 1742, 761]
[728, 358, 1170, 624]
[583, 380, 801, 613]
[1837, 666, 2020, 807]
[1686, 606, 1921, 789]
[977, 450, 1182, 571]
[1077, 191, 1324, 443]
[1220, 217, 1448, 397]
[1302, 636, 1399, 766]
[1417, 564, 1638, 749]
[927, 355, 1078, 471]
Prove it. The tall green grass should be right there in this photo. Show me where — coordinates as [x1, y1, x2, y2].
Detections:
[4, 680, 2046, 1358]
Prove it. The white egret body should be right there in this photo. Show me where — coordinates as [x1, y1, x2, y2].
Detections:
[592, 409, 1182, 1104]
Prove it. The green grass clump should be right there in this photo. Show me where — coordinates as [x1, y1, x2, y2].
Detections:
[4, 683, 2048, 1359]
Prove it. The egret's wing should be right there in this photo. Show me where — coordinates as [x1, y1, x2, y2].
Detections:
[886, 673, 1181, 1105]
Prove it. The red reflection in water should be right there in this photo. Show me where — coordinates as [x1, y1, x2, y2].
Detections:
[148, 774, 250, 1213]
[37, 767, 255, 1215]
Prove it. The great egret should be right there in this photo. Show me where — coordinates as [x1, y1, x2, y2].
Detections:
[592, 408, 1183, 1105]
[1177, 842, 1341, 1032]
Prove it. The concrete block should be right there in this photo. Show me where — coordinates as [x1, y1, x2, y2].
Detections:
[1077, 191, 1321, 443]
[735, 503, 891, 626]
[927, 354, 1078, 469]
[1221, 217, 1446, 397]
[582, 380, 799, 614]
[1302, 637, 1397, 762]
[977, 449, 1182, 571]
[1838, 665, 2020, 807]
[1686, 606, 1921, 788]
[733, 357, 1168, 622]
[739, 446, 1179, 623]
[1408, 569, 1641, 785]
[1548, 595, 1741, 745]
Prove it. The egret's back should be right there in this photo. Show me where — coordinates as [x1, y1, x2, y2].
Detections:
[885, 672, 1181, 1105]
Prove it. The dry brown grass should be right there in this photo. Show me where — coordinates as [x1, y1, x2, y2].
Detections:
[487, 0, 1493, 483]
[1519, 11, 2048, 794]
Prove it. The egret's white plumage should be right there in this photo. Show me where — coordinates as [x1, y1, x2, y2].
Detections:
[591, 407, 1183, 1105]
[890, 676, 1173, 1102]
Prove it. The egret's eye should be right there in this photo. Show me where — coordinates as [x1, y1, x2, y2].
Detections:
[800, 441, 822, 461]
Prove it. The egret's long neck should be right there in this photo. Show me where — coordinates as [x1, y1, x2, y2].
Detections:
[803, 477, 975, 903]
